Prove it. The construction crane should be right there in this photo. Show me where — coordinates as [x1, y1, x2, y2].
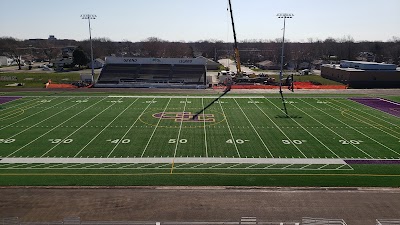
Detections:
[227, 0, 242, 77]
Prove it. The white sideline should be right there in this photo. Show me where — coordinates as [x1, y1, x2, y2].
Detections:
[0, 157, 347, 165]
[109, 95, 266, 99]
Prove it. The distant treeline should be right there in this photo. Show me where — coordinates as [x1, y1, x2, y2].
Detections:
[1, 36, 399, 65]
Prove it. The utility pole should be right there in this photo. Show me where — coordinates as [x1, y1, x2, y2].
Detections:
[277, 13, 294, 116]
[81, 14, 97, 82]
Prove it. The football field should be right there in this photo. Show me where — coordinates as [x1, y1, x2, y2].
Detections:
[0, 94, 399, 186]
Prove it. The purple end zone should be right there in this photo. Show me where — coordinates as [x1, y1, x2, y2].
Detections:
[349, 98, 400, 118]
[345, 159, 400, 164]
[0, 96, 22, 105]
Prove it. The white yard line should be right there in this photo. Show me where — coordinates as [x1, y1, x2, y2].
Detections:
[337, 105, 400, 140]
[8, 163, 30, 169]
[227, 163, 240, 168]
[379, 98, 400, 106]
[174, 163, 189, 168]
[109, 95, 266, 99]
[155, 164, 169, 169]
[5, 97, 107, 157]
[336, 164, 347, 170]
[106, 98, 157, 158]
[235, 98, 273, 157]
[63, 164, 82, 169]
[173, 97, 188, 159]
[191, 163, 205, 169]
[331, 100, 400, 139]
[218, 99, 241, 157]
[305, 98, 399, 156]
[75, 98, 139, 157]
[209, 163, 224, 168]
[0, 96, 44, 111]
[282, 164, 294, 169]
[46, 163, 65, 169]
[119, 163, 135, 169]
[264, 164, 276, 169]
[335, 99, 400, 129]
[317, 164, 329, 170]
[0, 98, 60, 122]
[140, 98, 172, 158]
[26, 163, 47, 169]
[291, 101, 374, 158]
[265, 98, 341, 158]
[41, 98, 123, 157]
[100, 163, 119, 169]
[0, 157, 348, 164]
[300, 164, 311, 169]
[245, 164, 258, 169]
[201, 98, 208, 157]
[137, 163, 154, 169]
[82, 164, 101, 169]
[253, 98, 307, 158]
[0, 97, 72, 132]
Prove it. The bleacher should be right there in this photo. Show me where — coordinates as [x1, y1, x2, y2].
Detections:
[95, 57, 207, 89]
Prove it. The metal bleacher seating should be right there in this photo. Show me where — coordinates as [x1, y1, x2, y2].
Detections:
[95, 61, 206, 88]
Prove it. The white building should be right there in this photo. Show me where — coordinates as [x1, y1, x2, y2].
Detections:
[87, 58, 105, 69]
[0, 56, 14, 66]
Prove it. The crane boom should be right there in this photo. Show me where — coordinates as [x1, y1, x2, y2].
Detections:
[227, 0, 242, 76]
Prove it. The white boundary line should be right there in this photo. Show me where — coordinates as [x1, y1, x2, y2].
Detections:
[4, 98, 81, 140]
[0, 157, 348, 164]
[335, 100, 400, 131]
[336, 99, 400, 128]
[0, 96, 44, 111]
[253, 99, 307, 158]
[140, 98, 172, 157]
[234, 98, 273, 157]
[0, 97, 72, 132]
[265, 98, 341, 158]
[379, 98, 400, 106]
[107, 97, 157, 157]
[218, 98, 241, 157]
[334, 103, 400, 140]
[291, 99, 374, 158]
[201, 98, 208, 157]
[41, 97, 124, 157]
[5, 97, 107, 157]
[109, 95, 266, 99]
[307, 98, 399, 156]
[173, 97, 188, 159]
[74, 98, 139, 157]
[312, 98, 400, 155]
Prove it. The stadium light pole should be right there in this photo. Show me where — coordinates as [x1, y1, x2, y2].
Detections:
[81, 14, 96, 81]
[277, 13, 293, 116]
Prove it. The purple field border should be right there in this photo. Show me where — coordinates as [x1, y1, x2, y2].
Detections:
[348, 98, 400, 118]
[345, 159, 400, 165]
[0, 96, 23, 105]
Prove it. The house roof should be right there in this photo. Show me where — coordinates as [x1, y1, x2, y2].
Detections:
[196, 56, 220, 66]
[256, 60, 277, 66]
[95, 58, 105, 64]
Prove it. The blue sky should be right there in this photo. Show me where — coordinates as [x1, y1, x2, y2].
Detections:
[0, 0, 399, 42]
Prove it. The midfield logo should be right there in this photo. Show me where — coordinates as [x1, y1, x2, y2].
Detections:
[153, 112, 215, 123]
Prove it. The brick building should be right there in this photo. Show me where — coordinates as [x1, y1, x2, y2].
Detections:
[321, 60, 400, 88]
